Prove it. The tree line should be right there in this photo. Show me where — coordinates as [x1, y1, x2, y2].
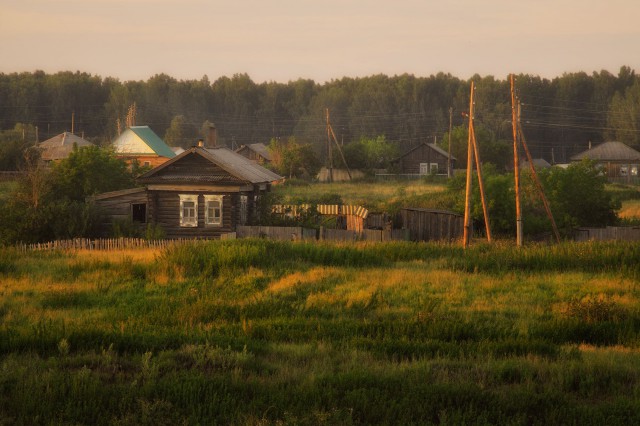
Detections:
[1, 67, 639, 170]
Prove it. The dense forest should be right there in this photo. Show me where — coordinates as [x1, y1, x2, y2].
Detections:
[1, 67, 639, 169]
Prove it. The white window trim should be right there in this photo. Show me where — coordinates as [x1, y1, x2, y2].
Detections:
[430, 163, 439, 175]
[419, 163, 429, 175]
[179, 194, 198, 227]
[204, 195, 223, 226]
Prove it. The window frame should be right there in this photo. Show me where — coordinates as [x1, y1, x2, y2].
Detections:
[204, 195, 223, 226]
[179, 194, 198, 227]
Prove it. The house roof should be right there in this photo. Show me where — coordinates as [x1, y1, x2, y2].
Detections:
[521, 158, 551, 169]
[393, 142, 457, 162]
[237, 143, 272, 161]
[113, 126, 176, 158]
[39, 132, 94, 161]
[138, 146, 283, 185]
[570, 141, 640, 162]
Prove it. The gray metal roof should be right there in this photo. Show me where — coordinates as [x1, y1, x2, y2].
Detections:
[570, 141, 640, 162]
[39, 132, 95, 161]
[139, 146, 283, 184]
[201, 147, 282, 183]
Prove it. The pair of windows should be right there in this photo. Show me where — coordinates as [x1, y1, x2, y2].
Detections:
[179, 194, 222, 227]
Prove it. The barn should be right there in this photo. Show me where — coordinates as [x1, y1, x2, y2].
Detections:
[92, 145, 283, 239]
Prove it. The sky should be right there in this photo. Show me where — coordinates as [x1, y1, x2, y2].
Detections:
[1, 0, 639, 83]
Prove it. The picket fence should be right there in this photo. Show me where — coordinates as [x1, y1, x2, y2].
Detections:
[18, 234, 237, 252]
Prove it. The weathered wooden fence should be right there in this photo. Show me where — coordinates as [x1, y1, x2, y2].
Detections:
[236, 226, 317, 241]
[237, 226, 410, 242]
[18, 234, 237, 252]
[574, 226, 640, 242]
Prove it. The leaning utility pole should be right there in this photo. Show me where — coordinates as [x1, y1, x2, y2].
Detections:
[517, 102, 561, 243]
[463, 83, 476, 248]
[463, 82, 492, 248]
[511, 74, 523, 246]
[325, 108, 352, 181]
[448, 106, 453, 178]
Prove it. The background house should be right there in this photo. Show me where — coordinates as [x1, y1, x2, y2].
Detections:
[235, 143, 272, 165]
[39, 132, 94, 162]
[570, 141, 640, 183]
[391, 142, 455, 176]
[93, 145, 282, 239]
[112, 126, 175, 167]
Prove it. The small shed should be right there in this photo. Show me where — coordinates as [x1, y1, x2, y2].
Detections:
[398, 208, 463, 242]
[39, 132, 94, 162]
[235, 143, 272, 165]
[391, 142, 455, 176]
[112, 126, 176, 168]
[570, 141, 640, 183]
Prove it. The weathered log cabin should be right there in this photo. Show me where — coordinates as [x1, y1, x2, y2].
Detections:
[92, 145, 283, 239]
[391, 142, 455, 176]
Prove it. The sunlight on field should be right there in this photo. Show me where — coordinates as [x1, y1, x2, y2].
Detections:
[619, 199, 640, 218]
[275, 180, 447, 210]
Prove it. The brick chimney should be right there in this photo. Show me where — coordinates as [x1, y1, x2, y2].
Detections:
[207, 124, 217, 147]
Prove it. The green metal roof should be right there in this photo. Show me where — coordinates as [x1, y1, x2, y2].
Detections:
[129, 126, 176, 158]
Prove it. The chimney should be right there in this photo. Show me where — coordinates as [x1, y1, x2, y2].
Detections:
[207, 124, 217, 147]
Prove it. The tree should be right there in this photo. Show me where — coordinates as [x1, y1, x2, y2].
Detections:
[538, 160, 619, 231]
[343, 135, 398, 171]
[268, 137, 320, 179]
[49, 145, 135, 202]
[607, 80, 640, 146]
[164, 115, 188, 147]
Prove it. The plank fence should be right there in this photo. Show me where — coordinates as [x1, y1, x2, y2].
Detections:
[574, 226, 640, 242]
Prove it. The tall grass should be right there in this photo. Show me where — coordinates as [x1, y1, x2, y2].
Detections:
[1, 240, 640, 424]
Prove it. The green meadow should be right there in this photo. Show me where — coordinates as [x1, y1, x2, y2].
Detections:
[1, 240, 640, 425]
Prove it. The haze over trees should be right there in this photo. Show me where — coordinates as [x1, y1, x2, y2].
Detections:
[0, 67, 638, 169]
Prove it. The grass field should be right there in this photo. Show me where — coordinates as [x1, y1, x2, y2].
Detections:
[1, 240, 640, 424]
[274, 179, 448, 212]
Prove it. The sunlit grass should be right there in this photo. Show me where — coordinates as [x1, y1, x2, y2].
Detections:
[2, 240, 640, 424]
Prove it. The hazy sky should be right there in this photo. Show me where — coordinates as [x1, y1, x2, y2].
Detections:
[2, 0, 639, 83]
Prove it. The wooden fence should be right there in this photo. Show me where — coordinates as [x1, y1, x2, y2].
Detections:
[574, 226, 640, 242]
[237, 226, 410, 242]
[18, 234, 237, 252]
[236, 226, 317, 241]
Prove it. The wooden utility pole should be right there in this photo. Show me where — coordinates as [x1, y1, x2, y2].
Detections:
[511, 74, 523, 246]
[517, 102, 561, 243]
[463, 83, 476, 248]
[325, 108, 334, 182]
[448, 106, 453, 178]
[470, 122, 492, 242]
[71, 112, 75, 134]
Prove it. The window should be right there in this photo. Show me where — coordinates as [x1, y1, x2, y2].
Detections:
[430, 163, 439, 175]
[419, 163, 429, 175]
[239, 195, 248, 225]
[620, 165, 628, 176]
[143, 161, 151, 167]
[131, 203, 147, 223]
[179, 194, 198, 227]
[632, 165, 638, 176]
[205, 195, 223, 226]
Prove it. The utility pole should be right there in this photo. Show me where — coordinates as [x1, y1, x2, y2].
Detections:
[470, 120, 492, 242]
[448, 106, 453, 178]
[511, 74, 523, 247]
[71, 112, 75, 134]
[325, 108, 334, 183]
[325, 108, 352, 180]
[517, 101, 561, 243]
[35, 126, 39, 145]
[463, 83, 476, 248]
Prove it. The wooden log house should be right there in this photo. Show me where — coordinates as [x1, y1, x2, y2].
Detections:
[92, 145, 283, 239]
